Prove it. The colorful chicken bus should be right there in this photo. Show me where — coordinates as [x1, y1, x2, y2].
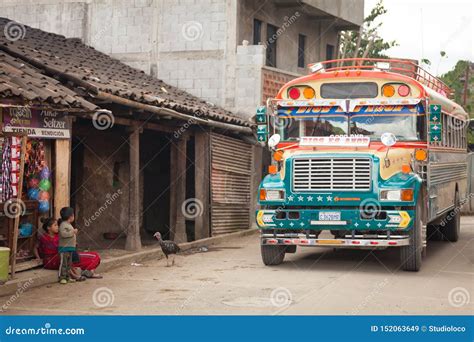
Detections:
[255, 58, 469, 271]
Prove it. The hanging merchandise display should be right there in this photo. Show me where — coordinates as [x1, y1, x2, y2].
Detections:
[24, 139, 52, 214]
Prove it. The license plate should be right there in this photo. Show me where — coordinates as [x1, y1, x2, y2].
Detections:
[319, 211, 341, 221]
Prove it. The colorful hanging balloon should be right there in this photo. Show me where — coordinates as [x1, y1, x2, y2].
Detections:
[40, 166, 50, 180]
[38, 179, 51, 191]
[38, 191, 50, 201]
[28, 177, 40, 189]
[38, 200, 50, 213]
[27, 188, 40, 200]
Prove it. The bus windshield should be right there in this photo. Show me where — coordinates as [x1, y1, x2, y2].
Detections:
[277, 113, 424, 142]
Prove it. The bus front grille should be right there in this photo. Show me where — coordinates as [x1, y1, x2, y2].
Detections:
[292, 157, 372, 192]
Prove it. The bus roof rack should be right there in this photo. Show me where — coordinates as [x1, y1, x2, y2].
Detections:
[308, 58, 452, 97]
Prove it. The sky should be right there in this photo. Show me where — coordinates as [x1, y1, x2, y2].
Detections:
[364, 0, 473, 76]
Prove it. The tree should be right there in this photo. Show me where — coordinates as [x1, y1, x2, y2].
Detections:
[338, 0, 397, 60]
[440, 60, 473, 115]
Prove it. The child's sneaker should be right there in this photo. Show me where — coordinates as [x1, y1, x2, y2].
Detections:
[68, 278, 76, 283]
[59, 279, 67, 284]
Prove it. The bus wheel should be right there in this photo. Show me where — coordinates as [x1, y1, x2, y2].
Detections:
[261, 244, 286, 265]
[400, 197, 423, 272]
[442, 191, 460, 242]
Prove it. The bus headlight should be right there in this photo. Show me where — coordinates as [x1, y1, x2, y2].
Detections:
[380, 189, 414, 201]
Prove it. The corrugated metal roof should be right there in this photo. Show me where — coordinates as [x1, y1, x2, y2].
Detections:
[0, 18, 250, 127]
[0, 51, 96, 110]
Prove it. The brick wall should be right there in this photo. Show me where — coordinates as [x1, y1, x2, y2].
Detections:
[261, 67, 300, 104]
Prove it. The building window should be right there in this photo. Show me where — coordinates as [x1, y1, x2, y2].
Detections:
[266, 24, 278, 67]
[253, 19, 262, 45]
[326, 44, 335, 61]
[298, 34, 306, 68]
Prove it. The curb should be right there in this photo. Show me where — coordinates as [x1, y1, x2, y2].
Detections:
[0, 228, 258, 298]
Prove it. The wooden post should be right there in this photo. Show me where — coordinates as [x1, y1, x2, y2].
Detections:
[169, 137, 187, 243]
[194, 131, 210, 240]
[10, 135, 27, 278]
[125, 123, 142, 251]
[54, 139, 71, 218]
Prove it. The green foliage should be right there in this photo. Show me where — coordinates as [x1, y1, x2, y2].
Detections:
[338, 0, 397, 59]
[440, 60, 473, 146]
[440, 60, 473, 115]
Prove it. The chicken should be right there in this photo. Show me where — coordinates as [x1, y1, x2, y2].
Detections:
[153, 232, 181, 266]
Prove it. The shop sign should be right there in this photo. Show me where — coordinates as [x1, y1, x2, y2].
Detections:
[1, 107, 71, 139]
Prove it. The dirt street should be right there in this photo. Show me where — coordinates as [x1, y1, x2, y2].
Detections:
[1, 217, 473, 315]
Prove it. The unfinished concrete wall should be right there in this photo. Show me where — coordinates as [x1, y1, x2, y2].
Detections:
[237, 0, 340, 74]
[0, 0, 156, 73]
[156, 0, 230, 107]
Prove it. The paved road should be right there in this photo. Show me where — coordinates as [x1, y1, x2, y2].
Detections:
[2, 217, 473, 315]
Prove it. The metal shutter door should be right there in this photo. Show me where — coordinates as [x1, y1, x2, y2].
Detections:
[210, 133, 252, 235]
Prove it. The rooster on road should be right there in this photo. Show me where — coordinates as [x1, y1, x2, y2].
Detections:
[153, 232, 181, 266]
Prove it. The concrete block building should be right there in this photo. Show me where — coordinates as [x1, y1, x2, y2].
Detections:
[0, 0, 364, 119]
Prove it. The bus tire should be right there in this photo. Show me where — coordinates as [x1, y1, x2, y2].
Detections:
[442, 191, 460, 242]
[400, 197, 423, 272]
[261, 244, 286, 265]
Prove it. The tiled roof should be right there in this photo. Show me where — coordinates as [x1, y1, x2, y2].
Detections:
[0, 18, 250, 127]
[0, 51, 96, 110]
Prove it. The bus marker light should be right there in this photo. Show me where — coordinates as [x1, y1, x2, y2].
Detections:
[388, 241, 397, 245]
[352, 241, 360, 245]
[401, 164, 411, 174]
[267, 239, 278, 244]
[400, 189, 414, 201]
[398, 84, 410, 96]
[303, 87, 315, 99]
[370, 241, 379, 245]
[318, 239, 343, 245]
[273, 150, 284, 161]
[382, 84, 395, 97]
[283, 239, 292, 244]
[289, 87, 300, 99]
[415, 149, 427, 161]
[300, 239, 309, 244]
[268, 165, 278, 174]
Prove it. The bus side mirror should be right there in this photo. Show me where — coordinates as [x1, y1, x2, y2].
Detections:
[268, 134, 281, 150]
